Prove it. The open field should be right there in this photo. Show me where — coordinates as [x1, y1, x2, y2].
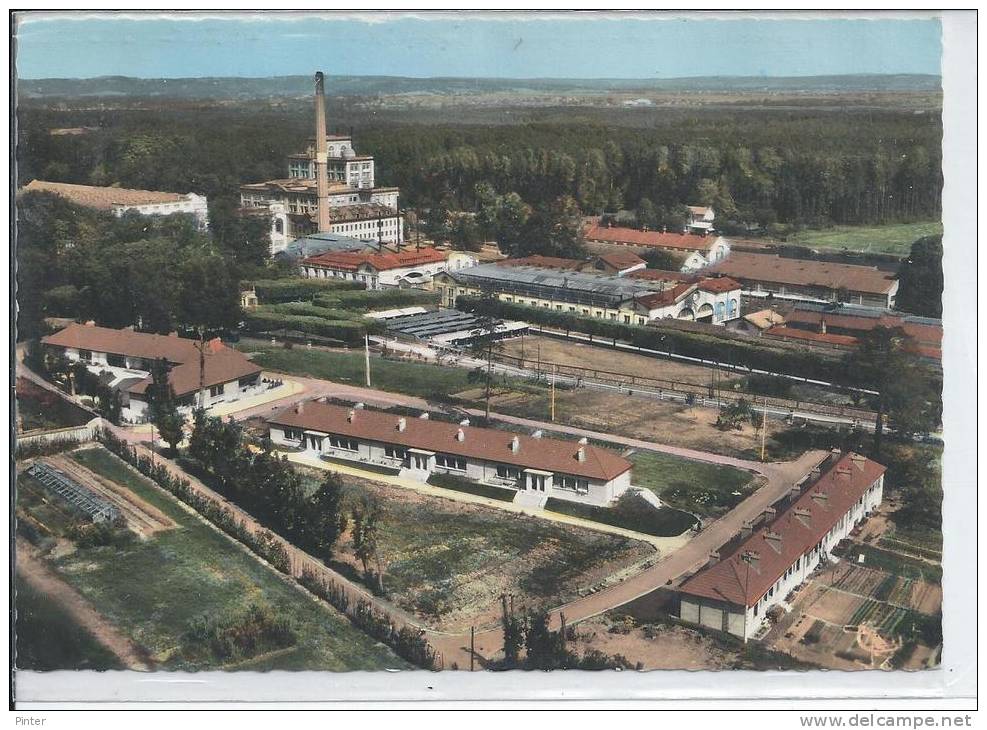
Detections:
[238, 342, 472, 401]
[786, 221, 942, 255]
[497, 335, 741, 388]
[627, 450, 761, 517]
[16, 447, 408, 671]
[475, 386, 786, 460]
[14, 572, 125, 672]
[16, 376, 93, 433]
[294, 465, 654, 633]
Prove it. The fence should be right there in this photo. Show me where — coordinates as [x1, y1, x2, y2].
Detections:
[16, 417, 104, 454]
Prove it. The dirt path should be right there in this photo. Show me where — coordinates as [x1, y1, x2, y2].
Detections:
[16, 539, 151, 671]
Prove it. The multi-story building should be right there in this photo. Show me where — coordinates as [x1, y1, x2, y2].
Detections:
[239, 74, 402, 255]
[21, 180, 209, 230]
[41, 322, 263, 423]
[268, 401, 633, 507]
[433, 261, 742, 326]
[678, 451, 886, 642]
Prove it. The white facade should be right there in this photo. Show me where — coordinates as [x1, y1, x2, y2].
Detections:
[57, 346, 263, 424]
[302, 257, 453, 290]
[679, 473, 884, 641]
[112, 192, 209, 231]
[636, 286, 742, 324]
[269, 422, 632, 507]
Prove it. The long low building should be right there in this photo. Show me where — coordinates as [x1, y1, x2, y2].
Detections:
[707, 251, 899, 308]
[22, 179, 209, 230]
[678, 451, 886, 642]
[433, 262, 742, 326]
[268, 401, 632, 506]
[300, 247, 475, 290]
[41, 322, 263, 423]
[584, 219, 731, 271]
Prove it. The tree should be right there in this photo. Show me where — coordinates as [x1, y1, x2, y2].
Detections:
[523, 610, 566, 670]
[448, 213, 482, 252]
[844, 327, 940, 454]
[636, 198, 659, 231]
[306, 472, 349, 562]
[895, 235, 943, 318]
[500, 595, 524, 667]
[146, 358, 184, 455]
[510, 195, 585, 259]
[351, 494, 385, 593]
[641, 248, 685, 271]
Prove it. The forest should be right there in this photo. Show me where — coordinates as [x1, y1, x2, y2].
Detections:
[17, 98, 943, 240]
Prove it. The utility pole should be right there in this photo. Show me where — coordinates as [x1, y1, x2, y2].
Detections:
[484, 331, 494, 421]
[550, 364, 557, 422]
[760, 397, 768, 462]
[364, 334, 372, 387]
[196, 328, 206, 410]
[470, 625, 475, 672]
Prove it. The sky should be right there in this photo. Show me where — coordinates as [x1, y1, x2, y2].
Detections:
[14, 12, 943, 80]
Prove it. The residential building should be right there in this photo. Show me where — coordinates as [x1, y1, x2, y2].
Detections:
[729, 308, 787, 337]
[300, 247, 457, 290]
[584, 219, 731, 271]
[678, 451, 886, 641]
[433, 263, 743, 325]
[41, 322, 263, 423]
[21, 180, 209, 230]
[707, 251, 899, 308]
[267, 401, 633, 506]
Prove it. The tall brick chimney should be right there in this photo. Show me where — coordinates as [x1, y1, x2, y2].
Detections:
[314, 71, 331, 233]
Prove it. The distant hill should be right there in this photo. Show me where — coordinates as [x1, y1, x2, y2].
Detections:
[17, 73, 942, 99]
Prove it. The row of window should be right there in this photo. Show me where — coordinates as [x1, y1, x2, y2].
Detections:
[557, 475, 590, 494]
[328, 435, 359, 451]
[435, 454, 467, 471]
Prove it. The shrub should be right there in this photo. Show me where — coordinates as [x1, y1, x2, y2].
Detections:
[426, 472, 516, 502]
[251, 278, 362, 304]
[242, 310, 371, 345]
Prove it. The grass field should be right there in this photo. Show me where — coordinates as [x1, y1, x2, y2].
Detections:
[34, 448, 409, 671]
[292, 467, 652, 632]
[239, 343, 473, 401]
[14, 573, 124, 672]
[628, 450, 760, 517]
[787, 221, 942, 255]
[544, 496, 696, 537]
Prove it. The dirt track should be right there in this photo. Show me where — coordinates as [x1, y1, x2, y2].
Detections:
[16, 539, 151, 671]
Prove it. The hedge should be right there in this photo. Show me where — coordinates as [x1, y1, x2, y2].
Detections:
[262, 302, 365, 322]
[544, 493, 697, 537]
[251, 278, 362, 304]
[426, 472, 517, 502]
[315, 288, 440, 311]
[242, 310, 379, 345]
[457, 296, 847, 384]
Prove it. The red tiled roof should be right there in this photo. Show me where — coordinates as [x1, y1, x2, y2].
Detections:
[698, 277, 742, 294]
[784, 309, 942, 347]
[707, 252, 897, 296]
[596, 251, 646, 270]
[679, 453, 886, 607]
[22, 180, 190, 210]
[764, 326, 859, 348]
[303, 247, 446, 272]
[269, 401, 631, 482]
[41, 323, 260, 398]
[585, 223, 722, 253]
[635, 282, 696, 309]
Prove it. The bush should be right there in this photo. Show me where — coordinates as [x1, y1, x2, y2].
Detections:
[242, 310, 372, 345]
[426, 472, 517, 502]
[251, 278, 362, 304]
[315, 288, 440, 311]
[187, 603, 297, 662]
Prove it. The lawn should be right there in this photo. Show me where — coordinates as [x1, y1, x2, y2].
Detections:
[544, 495, 697, 538]
[16, 377, 93, 433]
[787, 221, 942, 255]
[292, 468, 653, 632]
[238, 343, 473, 401]
[14, 573, 124, 672]
[628, 450, 760, 517]
[33, 447, 410, 671]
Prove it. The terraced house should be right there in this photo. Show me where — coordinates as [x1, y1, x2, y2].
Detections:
[677, 451, 886, 641]
[268, 401, 633, 507]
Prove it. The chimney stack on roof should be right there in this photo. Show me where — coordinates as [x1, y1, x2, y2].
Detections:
[811, 490, 830, 506]
[419, 412, 430, 420]
[354, 402, 365, 409]
[314, 71, 331, 233]
[295, 402, 304, 415]
[578, 437, 588, 445]
[764, 530, 783, 552]
[456, 428, 465, 442]
[397, 417, 406, 432]
[510, 436, 520, 454]
[707, 551, 720, 567]
[532, 430, 543, 439]
[740, 520, 754, 538]
[460, 418, 470, 426]
[577, 446, 587, 463]
[347, 409, 355, 423]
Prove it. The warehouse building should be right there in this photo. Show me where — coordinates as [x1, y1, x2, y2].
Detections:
[707, 252, 899, 308]
[677, 451, 886, 642]
[268, 401, 632, 506]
